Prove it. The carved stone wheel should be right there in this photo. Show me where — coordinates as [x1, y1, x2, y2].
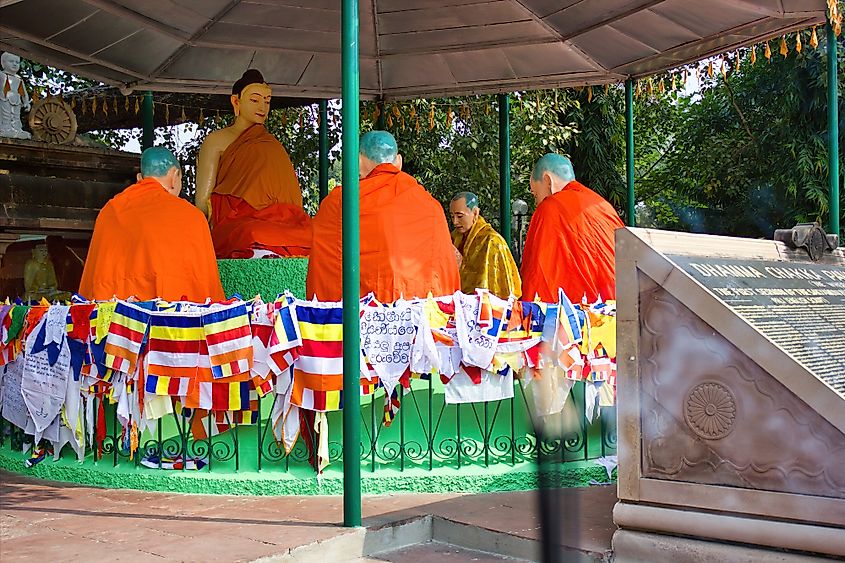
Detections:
[28, 97, 78, 144]
[684, 381, 736, 440]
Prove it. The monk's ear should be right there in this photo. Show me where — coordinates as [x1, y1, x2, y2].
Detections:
[230, 94, 240, 116]
[472, 207, 480, 221]
[543, 171, 555, 192]
[393, 153, 403, 171]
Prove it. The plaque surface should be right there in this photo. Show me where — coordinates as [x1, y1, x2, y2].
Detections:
[669, 255, 845, 396]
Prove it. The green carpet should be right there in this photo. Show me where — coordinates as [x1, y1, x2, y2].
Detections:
[217, 257, 308, 300]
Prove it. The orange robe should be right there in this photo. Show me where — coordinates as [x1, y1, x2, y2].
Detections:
[79, 178, 225, 302]
[521, 180, 624, 303]
[211, 124, 312, 258]
[307, 163, 460, 302]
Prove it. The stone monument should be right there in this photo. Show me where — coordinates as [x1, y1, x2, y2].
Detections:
[0, 52, 31, 139]
[613, 227, 845, 561]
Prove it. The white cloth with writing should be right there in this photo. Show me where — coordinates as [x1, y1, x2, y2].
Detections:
[360, 302, 415, 397]
[21, 308, 71, 442]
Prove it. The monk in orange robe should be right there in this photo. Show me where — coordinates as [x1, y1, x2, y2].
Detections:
[196, 69, 311, 258]
[307, 131, 460, 302]
[521, 154, 624, 303]
[79, 147, 225, 302]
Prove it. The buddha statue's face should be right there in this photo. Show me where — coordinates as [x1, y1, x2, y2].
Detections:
[1, 53, 20, 74]
[231, 83, 272, 125]
[32, 246, 48, 262]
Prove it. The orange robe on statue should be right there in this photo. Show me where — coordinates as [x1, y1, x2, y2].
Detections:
[307, 163, 460, 302]
[211, 124, 312, 258]
[79, 177, 225, 302]
[521, 180, 624, 303]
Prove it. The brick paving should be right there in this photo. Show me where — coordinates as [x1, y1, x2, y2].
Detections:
[0, 470, 616, 562]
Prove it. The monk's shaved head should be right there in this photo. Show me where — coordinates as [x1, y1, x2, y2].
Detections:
[140, 147, 180, 178]
[360, 130, 398, 164]
[451, 191, 478, 210]
[532, 153, 575, 183]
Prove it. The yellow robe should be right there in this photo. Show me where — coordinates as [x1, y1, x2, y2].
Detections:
[452, 216, 522, 299]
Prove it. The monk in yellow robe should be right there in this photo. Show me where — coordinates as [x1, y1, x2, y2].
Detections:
[79, 148, 225, 302]
[521, 154, 623, 303]
[307, 131, 460, 302]
[450, 191, 521, 299]
[196, 69, 311, 258]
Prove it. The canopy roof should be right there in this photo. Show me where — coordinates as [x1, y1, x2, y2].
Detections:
[0, 0, 828, 100]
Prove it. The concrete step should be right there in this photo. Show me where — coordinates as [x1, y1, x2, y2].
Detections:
[364, 540, 528, 562]
[256, 514, 609, 562]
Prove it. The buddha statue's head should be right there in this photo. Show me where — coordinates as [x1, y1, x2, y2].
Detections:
[530, 153, 575, 204]
[1, 52, 20, 75]
[231, 68, 271, 126]
[359, 130, 402, 179]
[449, 191, 480, 234]
[32, 244, 48, 263]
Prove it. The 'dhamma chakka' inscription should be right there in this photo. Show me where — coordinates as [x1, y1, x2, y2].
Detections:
[670, 255, 845, 396]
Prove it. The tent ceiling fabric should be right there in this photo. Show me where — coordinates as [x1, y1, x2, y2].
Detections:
[0, 0, 828, 100]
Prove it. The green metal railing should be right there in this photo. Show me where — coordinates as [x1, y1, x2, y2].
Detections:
[0, 381, 616, 474]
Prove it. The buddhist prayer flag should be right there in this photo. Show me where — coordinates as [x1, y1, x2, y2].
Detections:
[291, 302, 344, 412]
[202, 303, 253, 379]
[145, 373, 190, 397]
[268, 294, 302, 374]
[557, 289, 583, 346]
[145, 310, 203, 380]
[104, 301, 151, 375]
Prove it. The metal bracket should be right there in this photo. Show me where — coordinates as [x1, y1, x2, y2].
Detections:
[773, 223, 838, 261]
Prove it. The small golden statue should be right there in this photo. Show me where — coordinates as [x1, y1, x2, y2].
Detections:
[23, 244, 69, 302]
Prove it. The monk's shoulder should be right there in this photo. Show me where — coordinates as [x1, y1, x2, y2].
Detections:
[313, 186, 341, 220]
[166, 195, 211, 225]
[93, 197, 119, 225]
[482, 222, 508, 245]
[398, 173, 441, 209]
[535, 195, 564, 218]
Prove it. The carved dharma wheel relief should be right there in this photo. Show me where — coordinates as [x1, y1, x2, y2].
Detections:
[28, 97, 77, 144]
[684, 381, 736, 440]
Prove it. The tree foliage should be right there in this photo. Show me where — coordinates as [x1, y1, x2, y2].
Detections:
[635, 34, 845, 239]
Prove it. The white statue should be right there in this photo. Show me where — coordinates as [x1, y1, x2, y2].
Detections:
[1, 52, 32, 139]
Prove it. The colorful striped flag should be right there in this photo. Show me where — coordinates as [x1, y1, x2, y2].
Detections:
[556, 289, 583, 346]
[145, 309, 203, 380]
[291, 301, 344, 412]
[104, 301, 151, 375]
[202, 303, 253, 379]
[268, 295, 302, 375]
[144, 373, 191, 397]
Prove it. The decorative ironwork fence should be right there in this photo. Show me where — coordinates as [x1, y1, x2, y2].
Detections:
[1, 380, 616, 474]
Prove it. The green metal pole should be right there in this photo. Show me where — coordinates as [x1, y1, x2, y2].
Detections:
[319, 100, 329, 202]
[376, 99, 386, 130]
[498, 93, 512, 246]
[141, 91, 154, 150]
[341, 0, 361, 528]
[625, 79, 636, 227]
[827, 21, 840, 241]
